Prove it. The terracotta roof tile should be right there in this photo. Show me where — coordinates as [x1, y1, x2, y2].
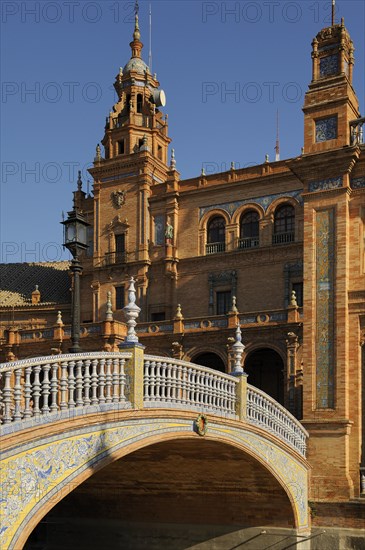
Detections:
[0, 262, 71, 307]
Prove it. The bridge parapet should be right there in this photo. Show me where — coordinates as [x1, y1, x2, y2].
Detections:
[0, 350, 307, 457]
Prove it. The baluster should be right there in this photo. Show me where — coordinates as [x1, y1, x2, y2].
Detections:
[150, 361, 156, 402]
[60, 361, 68, 410]
[91, 359, 99, 405]
[13, 368, 22, 421]
[83, 360, 91, 406]
[171, 364, 177, 402]
[155, 361, 161, 402]
[112, 358, 119, 403]
[32, 365, 42, 417]
[23, 366, 32, 418]
[2, 371, 13, 423]
[176, 364, 183, 404]
[105, 358, 112, 403]
[166, 362, 172, 403]
[68, 361, 76, 409]
[143, 360, 150, 401]
[160, 362, 167, 402]
[119, 359, 126, 403]
[181, 366, 187, 404]
[50, 363, 59, 412]
[99, 358, 106, 404]
[41, 363, 51, 414]
[75, 360, 84, 407]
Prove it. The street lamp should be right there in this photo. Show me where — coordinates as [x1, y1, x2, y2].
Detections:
[61, 199, 89, 353]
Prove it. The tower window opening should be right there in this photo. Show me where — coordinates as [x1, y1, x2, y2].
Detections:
[118, 140, 125, 155]
[139, 138, 144, 149]
[137, 94, 143, 113]
[157, 145, 163, 160]
[126, 94, 131, 111]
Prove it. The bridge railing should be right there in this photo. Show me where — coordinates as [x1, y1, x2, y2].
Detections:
[0, 352, 132, 425]
[247, 385, 307, 456]
[0, 350, 307, 457]
[144, 355, 237, 417]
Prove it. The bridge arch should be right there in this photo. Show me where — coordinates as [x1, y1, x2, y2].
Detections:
[2, 411, 309, 549]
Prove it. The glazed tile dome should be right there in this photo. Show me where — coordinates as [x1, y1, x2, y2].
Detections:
[123, 57, 148, 75]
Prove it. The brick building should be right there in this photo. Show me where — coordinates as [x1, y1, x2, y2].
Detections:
[1, 6, 364, 542]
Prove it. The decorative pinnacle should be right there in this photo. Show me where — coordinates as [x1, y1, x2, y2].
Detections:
[175, 304, 183, 320]
[231, 161, 235, 170]
[105, 291, 113, 321]
[290, 290, 298, 307]
[201, 167, 206, 177]
[170, 148, 176, 170]
[56, 311, 63, 326]
[123, 277, 141, 343]
[77, 170, 82, 191]
[133, 0, 140, 41]
[95, 144, 101, 162]
[232, 324, 245, 375]
[230, 295, 238, 313]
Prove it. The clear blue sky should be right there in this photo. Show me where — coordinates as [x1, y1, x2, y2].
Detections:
[1, 0, 364, 263]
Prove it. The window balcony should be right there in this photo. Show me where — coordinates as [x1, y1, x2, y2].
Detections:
[104, 251, 127, 265]
[238, 237, 259, 249]
[272, 232, 295, 245]
[206, 242, 225, 255]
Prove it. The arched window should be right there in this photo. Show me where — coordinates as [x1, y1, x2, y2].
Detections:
[239, 210, 259, 249]
[206, 216, 225, 254]
[273, 204, 295, 244]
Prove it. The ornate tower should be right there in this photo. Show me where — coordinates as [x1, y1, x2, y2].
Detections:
[303, 18, 360, 154]
[289, 16, 364, 503]
[86, 7, 173, 321]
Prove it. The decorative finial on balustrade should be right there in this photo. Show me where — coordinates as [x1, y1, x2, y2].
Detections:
[32, 285, 41, 304]
[170, 148, 176, 170]
[95, 143, 102, 162]
[105, 291, 113, 321]
[290, 290, 298, 307]
[265, 154, 269, 163]
[56, 311, 63, 326]
[230, 295, 238, 313]
[231, 161, 235, 170]
[232, 324, 245, 375]
[174, 304, 183, 320]
[122, 277, 141, 343]
[201, 167, 206, 177]
[301, 146, 305, 155]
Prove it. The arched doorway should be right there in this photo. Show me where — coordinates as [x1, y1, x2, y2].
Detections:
[245, 348, 284, 404]
[24, 439, 295, 549]
[192, 352, 226, 373]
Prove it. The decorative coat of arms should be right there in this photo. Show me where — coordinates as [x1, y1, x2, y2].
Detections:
[111, 190, 126, 209]
[195, 414, 208, 436]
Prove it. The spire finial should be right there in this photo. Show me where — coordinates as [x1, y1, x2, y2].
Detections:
[77, 170, 82, 192]
[332, 0, 335, 26]
[275, 109, 280, 162]
[133, 0, 140, 41]
[170, 148, 176, 170]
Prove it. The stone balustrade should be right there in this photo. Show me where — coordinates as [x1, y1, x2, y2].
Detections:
[247, 385, 307, 456]
[0, 350, 307, 457]
[144, 355, 237, 417]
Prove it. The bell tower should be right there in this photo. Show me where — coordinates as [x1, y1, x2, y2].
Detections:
[87, 2, 172, 321]
[303, 17, 360, 153]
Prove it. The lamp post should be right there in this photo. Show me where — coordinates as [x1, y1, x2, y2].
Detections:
[61, 202, 89, 353]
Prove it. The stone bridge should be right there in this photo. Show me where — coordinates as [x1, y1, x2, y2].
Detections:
[0, 344, 310, 549]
